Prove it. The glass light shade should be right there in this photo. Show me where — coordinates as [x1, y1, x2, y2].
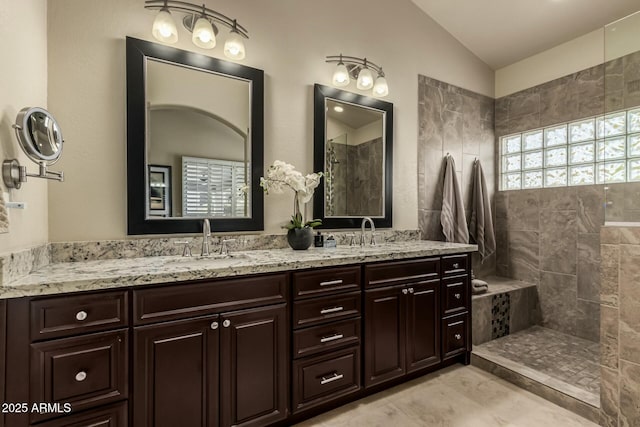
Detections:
[332, 63, 350, 87]
[356, 68, 374, 90]
[224, 31, 246, 60]
[192, 17, 216, 49]
[152, 9, 178, 43]
[373, 76, 389, 97]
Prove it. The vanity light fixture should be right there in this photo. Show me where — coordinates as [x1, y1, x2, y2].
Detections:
[326, 54, 389, 97]
[144, 0, 248, 60]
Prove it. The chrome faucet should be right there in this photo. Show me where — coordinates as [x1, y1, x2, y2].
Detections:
[360, 217, 376, 246]
[201, 219, 211, 256]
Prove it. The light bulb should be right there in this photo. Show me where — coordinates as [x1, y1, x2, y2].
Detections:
[332, 63, 350, 87]
[224, 31, 246, 60]
[356, 67, 374, 90]
[373, 76, 389, 97]
[192, 16, 216, 49]
[152, 9, 178, 43]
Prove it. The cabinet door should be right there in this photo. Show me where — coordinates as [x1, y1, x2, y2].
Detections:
[220, 304, 288, 427]
[406, 280, 440, 373]
[364, 286, 406, 388]
[133, 315, 219, 427]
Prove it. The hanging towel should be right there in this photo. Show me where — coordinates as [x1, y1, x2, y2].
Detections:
[469, 159, 496, 261]
[440, 155, 469, 243]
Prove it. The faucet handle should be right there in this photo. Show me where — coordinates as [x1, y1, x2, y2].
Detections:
[370, 232, 377, 246]
[174, 241, 193, 257]
[347, 233, 357, 246]
[220, 239, 237, 255]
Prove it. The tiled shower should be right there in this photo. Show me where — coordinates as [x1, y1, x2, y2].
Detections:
[418, 11, 640, 426]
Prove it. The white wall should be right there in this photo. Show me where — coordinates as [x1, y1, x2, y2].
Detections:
[495, 29, 604, 98]
[47, 0, 494, 240]
[0, 1, 48, 254]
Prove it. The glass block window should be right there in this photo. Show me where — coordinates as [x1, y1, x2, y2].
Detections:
[500, 107, 640, 190]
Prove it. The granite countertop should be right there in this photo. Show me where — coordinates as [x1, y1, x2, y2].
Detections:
[0, 241, 477, 299]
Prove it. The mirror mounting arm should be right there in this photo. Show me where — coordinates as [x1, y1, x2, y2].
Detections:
[2, 159, 64, 190]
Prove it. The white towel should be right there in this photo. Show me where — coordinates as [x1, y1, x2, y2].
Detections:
[468, 159, 496, 261]
[440, 156, 469, 244]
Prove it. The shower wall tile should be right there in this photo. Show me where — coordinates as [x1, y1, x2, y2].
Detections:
[619, 244, 640, 365]
[540, 210, 577, 275]
[508, 231, 540, 284]
[538, 271, 578, 336]
[538, 187, 577, 211]
[508, 112, 540, 134]
[599, 366, 619, 427]
[472, 296, 492, 345]
[576, 186, 604, 234]
[600, 305, 619, 369]
[619, 360, 640, 427]
[600, 244, 620, 307]
[506, 190, 539, 231]
[509, 287, 531, 334]
[577, 233, 600, 303]
[576, 299, 600, 342]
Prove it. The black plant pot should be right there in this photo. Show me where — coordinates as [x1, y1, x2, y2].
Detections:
[287, 228, 314, 250]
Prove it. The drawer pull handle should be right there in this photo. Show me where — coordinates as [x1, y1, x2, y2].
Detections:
[75, 311, 88, 321]
[223, 320, 231, 328]
[454, 293, 461, 299]
[320, 279, 343, 287]
[320, 333, 344, 343]
[320, 373, 344, 385]
[75, 371, 87, 382]
[455, 334, 462, 340]
[211, 321, 219, 330]
[320, 306, 344, 315]
[452, 263, 460, 269]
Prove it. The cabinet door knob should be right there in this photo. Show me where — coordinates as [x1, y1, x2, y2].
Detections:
[210, 321, 219, 330]
[408, 288, 414, 294]
[222, 320, 231, 328]
[455, 334, 462, 340]
[452, 263, 460, 269]
[402, 289, 408, 295]
[75, 311, 88, 321]
[75, 371, 87, 382]
[454, 293, 461, 299]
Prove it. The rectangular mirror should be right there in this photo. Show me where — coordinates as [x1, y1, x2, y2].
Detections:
[126, 37, 264, 234]
[313, 84, 393, 228]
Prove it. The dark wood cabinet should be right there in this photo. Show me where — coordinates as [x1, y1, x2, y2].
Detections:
[133, 316, 219, 427]
[364, 279, 440, 387]
[219, 304, 288, 427]
[37, 402, 127, 427]
[0, 300, 5, 427]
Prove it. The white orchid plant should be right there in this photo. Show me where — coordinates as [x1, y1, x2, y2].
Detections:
[260, 160, 324, 230]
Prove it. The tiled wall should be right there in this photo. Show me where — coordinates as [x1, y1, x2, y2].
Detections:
[599, 227, 640, 427]
[417, 75, 496, 277]
[493, 188, 602, 342]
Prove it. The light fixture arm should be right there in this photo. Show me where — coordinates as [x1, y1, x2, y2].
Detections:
[144, 0, 249, 38]
[326, 54, 384, 76]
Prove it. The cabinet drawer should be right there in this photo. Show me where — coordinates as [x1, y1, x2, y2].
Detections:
[293, 318, 360, 359]
[442, 313, 469, 359]
[441, 254, 468, 276]
[37, 401, 127, 426]
[30, 291, 128, 341]
[30, 330, 128, 422]
[364, 258, 439, 288]
[442, 276, 468, 316]
[133, 273, 287, 324]
[293, 291, 361, 329]
[292, 346, 360, 413]
[293, 266, 361, 300]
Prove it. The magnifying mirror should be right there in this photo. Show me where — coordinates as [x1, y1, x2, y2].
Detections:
[2, 107, 65, 189]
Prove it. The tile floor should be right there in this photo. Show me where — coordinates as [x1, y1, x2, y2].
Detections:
[294, 365, 598, 426]
[474, 326, 600, 397]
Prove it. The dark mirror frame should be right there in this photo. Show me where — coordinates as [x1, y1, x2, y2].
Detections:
[313, 84, 393, 229]
[126, 37, 264, 235]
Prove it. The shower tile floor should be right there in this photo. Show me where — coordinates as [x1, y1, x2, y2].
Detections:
[473, 326, 600, 407]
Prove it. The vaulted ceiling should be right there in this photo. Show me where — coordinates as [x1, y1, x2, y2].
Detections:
[412, 0, 640, 69]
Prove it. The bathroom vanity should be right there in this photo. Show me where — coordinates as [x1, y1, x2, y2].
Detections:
[0, 242, 475, 426]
